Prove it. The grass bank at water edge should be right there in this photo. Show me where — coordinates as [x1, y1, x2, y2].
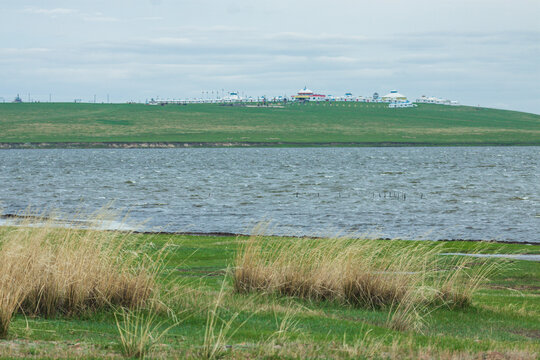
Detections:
[0, 219, 538, 358]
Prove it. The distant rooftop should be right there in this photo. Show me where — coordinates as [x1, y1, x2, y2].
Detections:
[298, 87, 314, 95]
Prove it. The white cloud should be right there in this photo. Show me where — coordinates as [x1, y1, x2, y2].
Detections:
[149, 37, 193, 46]
[316, 56, 358, 64]
[132, 16, 164, 21]
[0, 48, 51, 55]
[23, 7, 77, 15]
[82, 15, 120, 22]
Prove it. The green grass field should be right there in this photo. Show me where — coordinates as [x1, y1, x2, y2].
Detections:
[1, 229, 538, 359]
[1, 102, 539, 146]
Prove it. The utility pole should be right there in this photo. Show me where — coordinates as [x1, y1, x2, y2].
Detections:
[107, 94, 110, 103]
[93, 94, 96, 103]
[49, 93, 52, 103]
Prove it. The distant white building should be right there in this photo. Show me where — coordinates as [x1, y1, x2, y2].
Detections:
[416, 95, 438, 104]
[382, 90, 407, 102]
[388, 101, 416, 108]
[416, 95, 459, 106]
[223, 92, 242, 102]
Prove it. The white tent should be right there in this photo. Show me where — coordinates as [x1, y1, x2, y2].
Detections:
[382, 90, 407, 102]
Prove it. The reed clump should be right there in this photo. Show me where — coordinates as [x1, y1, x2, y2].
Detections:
[115, 301, 177, 359]
[0, 239, 36, 337]
[234, 236, 492, 314]
[0, 217, 156, 338]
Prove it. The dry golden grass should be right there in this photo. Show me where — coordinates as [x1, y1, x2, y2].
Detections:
[0, 240, 35, 337]
[115, 302, 177, 359]
[234, 234, 495, 330]
[0, 215, 157, 338]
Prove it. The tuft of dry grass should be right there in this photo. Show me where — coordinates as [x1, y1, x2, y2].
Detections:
[0, 240, 35, 337]
[234, 235, 495, 330]
[0, 215, 157, 338]
[199, 273, 253, 360]
[115, 301, 177, 359]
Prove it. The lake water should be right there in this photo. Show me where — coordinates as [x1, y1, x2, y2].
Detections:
[0, 147, 538, 242]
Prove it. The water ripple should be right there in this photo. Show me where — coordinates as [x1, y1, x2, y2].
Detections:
[0, 147, 538, 242]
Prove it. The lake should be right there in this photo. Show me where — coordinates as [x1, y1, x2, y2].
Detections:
[0, 147, 538, 242]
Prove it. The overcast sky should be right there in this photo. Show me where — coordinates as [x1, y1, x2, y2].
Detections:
[1, 0, 539, 113]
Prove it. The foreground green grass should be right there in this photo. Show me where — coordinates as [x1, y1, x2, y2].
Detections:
[1, 231, 538, 359]
[1, 102, 539, 145]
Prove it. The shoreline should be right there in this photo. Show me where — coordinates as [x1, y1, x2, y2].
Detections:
[1, 214, 538, 245]
[132, 230, 540, 246]
[1, 141, 540, 149]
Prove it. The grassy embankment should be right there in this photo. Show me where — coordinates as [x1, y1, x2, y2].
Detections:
[0, 102, 539, 146]
[0, 222, 539, 359]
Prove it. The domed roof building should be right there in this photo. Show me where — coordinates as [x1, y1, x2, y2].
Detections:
[297, 87, 314, 95]
[381, 90, 407, 102]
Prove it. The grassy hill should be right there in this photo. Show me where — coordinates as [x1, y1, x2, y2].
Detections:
[0, 102, 539, 146]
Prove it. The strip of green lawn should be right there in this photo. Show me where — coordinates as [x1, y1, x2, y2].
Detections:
[3, 234, 539, 359]
[1, 102, 539, 146]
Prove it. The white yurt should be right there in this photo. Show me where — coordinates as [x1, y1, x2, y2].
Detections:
[381, 90, 407, 102]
